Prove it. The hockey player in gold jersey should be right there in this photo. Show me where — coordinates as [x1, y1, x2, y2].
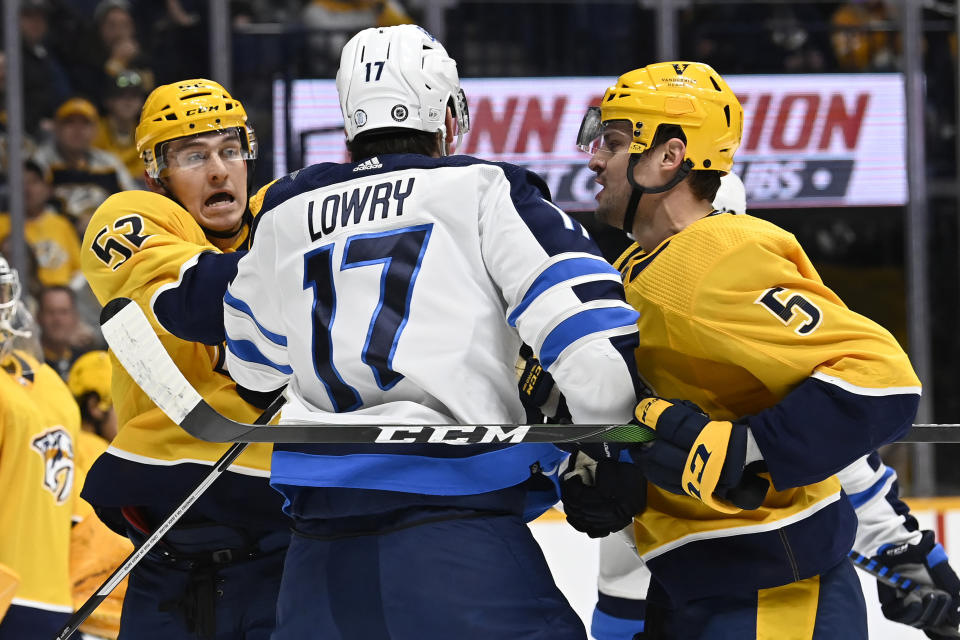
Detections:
[562, 62, 958, 639]
[79, 80, 289, 639]
[0, 256, 80, 638]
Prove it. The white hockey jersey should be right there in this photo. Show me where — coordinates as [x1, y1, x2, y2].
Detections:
[224, 154, 640, 513]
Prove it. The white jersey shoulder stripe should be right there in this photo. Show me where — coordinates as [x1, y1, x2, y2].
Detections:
[9, 598, 73, 613]
[104, 446, 271, 478]
[811, 371, 922, 397]
[639, 490, 842, 563]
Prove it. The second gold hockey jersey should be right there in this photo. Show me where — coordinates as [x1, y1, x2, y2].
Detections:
[615, 212, 920, 603]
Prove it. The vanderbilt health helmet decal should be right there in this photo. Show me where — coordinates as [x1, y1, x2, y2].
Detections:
[31, 427, 75, 504]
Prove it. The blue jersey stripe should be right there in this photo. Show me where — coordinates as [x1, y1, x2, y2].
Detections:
[224, 289, 288, 346]
[508, 256, 622, 327]
[226, 337, 293, 374]
[846, 466, 894, 509]
[591, 607, 645, 640]
[270, 444, 566, 496]
[540, 306, 640, 369]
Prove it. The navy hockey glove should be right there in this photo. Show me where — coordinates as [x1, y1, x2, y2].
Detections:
[515, 344, 570, 424]
[560, 446, 647, 539]
[873, 530, 960, 639]
[631, 397, 769, 513]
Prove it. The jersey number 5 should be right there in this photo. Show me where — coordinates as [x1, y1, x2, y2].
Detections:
[755, 287, 822, 335]
[303, 224, 433, 412]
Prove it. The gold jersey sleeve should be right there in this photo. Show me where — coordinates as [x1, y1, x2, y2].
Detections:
[0, 354, 80, 613]
[249, 179, 279, 218]
[80, 190, 270, 471]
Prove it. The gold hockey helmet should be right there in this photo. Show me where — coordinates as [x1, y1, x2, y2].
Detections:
[577, 61, 742, 172]
[135, 78, 257, 178]
[68, 350, 113, 412]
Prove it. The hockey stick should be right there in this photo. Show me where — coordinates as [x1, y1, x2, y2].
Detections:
[99, 297, 657, 445]
[52, 382, 285, 640]
[100, 297, 960, 445]
[850, 549, 927, 593]
[848, 550, 960, 637]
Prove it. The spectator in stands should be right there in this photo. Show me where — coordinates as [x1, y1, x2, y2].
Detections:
[93, 70, 148, 184]
[300, 0, 412, 77]
[70, 0, 154, 108]
[36, 285, 96, 380]
[0, 51, 40, 211]
[680, 4, 834, 74]
[32, 97, 137, 236]
[95, 0, 155, 85]
[68, 349, 117, 442]
[831, 0, 899, 71]
[19, 0, 73, 138]
[132, 0, 208, 83]
[0, 161, 82, 288]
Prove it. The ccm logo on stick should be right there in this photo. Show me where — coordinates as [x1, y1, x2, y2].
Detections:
[375, 425, 531, 444]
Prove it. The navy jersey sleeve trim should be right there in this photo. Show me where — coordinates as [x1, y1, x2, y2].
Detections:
[746, 376, 919, 489]
[153, 251, 243, 345]
[508, 256, 622, 327]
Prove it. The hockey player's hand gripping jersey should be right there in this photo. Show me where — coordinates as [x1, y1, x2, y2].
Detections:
[631, 396, 770, 513]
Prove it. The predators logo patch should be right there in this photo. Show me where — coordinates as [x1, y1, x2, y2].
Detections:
[31, 427, 75, 504]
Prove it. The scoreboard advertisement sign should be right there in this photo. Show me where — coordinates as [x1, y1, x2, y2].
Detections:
[274, 74, 905, 209]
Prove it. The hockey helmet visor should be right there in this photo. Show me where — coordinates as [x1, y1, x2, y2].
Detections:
[576, 107, 643, 157]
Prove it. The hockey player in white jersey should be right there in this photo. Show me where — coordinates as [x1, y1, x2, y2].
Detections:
[223, 25, 642, 640]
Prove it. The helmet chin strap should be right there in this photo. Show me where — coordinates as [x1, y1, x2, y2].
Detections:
[621, 156, 694, 235]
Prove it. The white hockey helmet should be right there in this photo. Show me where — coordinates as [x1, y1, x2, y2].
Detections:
[0, 255, 39, 362]
[0, 256, 21, 328]
[712, 171, 747, 215]
[336, 25, 470, 150]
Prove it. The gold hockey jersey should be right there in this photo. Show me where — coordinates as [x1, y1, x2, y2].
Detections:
[615, 212, 920, 602]
[0, 352, 79, 616]
[80, 190, 285, 530]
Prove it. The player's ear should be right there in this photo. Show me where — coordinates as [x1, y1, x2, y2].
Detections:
[443, 108, 455, 156]
[661, 138, 686, 171]
[144, 173, 165, 194]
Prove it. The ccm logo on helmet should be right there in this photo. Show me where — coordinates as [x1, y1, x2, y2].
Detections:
[186, 105, 220, 116]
